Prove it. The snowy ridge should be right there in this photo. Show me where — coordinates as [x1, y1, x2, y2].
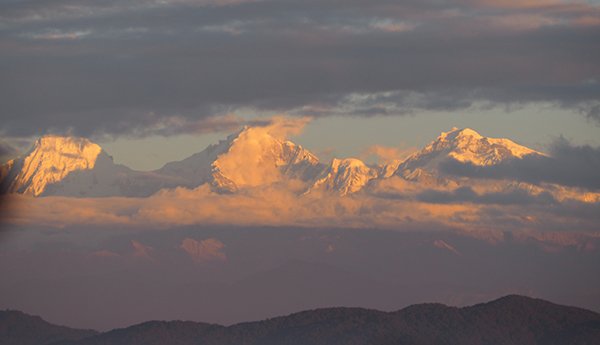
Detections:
[1, 126, 324, 197]
[158, 126, 322, 192]
[209, 126, 322, 191]
[156, 131, 236, 188]
[379, 160, 402, 179]
[0, 126, 562, 198]
[1, 136, 103, 196]
[397, 127, 543, 173]
[310, 158, 378, 196]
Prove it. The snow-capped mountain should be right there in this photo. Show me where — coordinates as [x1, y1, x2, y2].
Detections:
[0, 136, 187, 197]
[158, 126, 323, 192]
[0, 136, 105, 196]
[310, 158, 378, 196]
[0, 126, 324, 197]
[0, 126, 555, 198]
[396, 127, 543, 174]
[379, 160, 402, 179]
[208, 126, 322, 191]
[307, 128, 544, 195]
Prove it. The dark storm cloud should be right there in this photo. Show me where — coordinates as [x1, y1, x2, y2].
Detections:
[416, 186, 557, 205]
[0, 0, 599, 137]
[474, 198, 600, 233]
[440, 138, 600, 190]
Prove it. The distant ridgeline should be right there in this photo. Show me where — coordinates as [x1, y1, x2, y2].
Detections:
[1, 295, 599, 345]
[4, 126, 597, 203]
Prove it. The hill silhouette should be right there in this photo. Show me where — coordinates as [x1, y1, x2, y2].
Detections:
[0, 310, 96, 345]
[4, 295, 599, 345]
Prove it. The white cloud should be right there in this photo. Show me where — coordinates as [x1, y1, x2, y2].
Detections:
[369, 19, 416, 33]
[25, 30, 92, 40]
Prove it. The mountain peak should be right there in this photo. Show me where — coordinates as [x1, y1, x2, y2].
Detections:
[331, 158, 367, 170]
[157, 124, 322, 193]
[211, 125, 320, 189]
[1, 135, 104, 196]
[439, 127, 483, 142]
[35, 134, 99, 149]
[2, 125, 550, 198]
[310, 158, 377, 195]
[396, 127, 542, 173]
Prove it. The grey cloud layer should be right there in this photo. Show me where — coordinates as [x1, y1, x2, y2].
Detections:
[416, 186, 557, 205]
[440, 138, 600, 190]
[1, 0, 599, 137]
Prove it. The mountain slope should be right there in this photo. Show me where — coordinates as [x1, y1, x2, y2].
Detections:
[0, 126, 557, 198]
[0, 127, 323, 197]
[397, 127, 543, 174]
[0, 310, 96, 345]
[0, 136, 104, 196]
[205, 126, 322, 191]
[42, 295, 600, 345]
[310, 158, 378, 195]
[0, 136, 191, 197]
[157, 126, 323, 192]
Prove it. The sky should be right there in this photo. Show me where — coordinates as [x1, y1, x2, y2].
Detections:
[96, 104, 599, 171]
[1, 0, 600, 168]
[1, 0, 600, 331]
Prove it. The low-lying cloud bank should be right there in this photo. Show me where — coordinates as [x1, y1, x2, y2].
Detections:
[1, 121, 598, 236]
[2, 179, 598, 236]
[415, 187, 557, 206]
[440, 138, 600, 190]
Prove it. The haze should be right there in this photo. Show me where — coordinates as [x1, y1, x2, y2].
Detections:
[0, 0, 599, 333]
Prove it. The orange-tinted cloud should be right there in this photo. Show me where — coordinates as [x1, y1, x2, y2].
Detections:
[180, 238, 227, 263]
[475, 0, 561, 9]
[2, 177, 598, 236]
[573, 15, 600, 26]
[362, 145, 416, 163]
[90, 250, 121, 258]
[487, 14, 560, 30]
[261, 115, 312, 139]
[131, 240, 154, 260]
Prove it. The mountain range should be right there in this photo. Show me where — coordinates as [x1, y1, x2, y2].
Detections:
[1, 126, 555, 198]
[2, 295, 599, 345]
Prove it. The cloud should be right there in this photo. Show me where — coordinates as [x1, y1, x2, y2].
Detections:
[131, 240, 154, 259]
[416, 186, 557, 205]
[575, 15, 600, 27]
[180, 238, 227, 263]
[122, 113, 312, 139]
[259, 116, 312, 140]
[440, 138, 600, 190]
[0, 0, 599, 138]
[25, 30, 92, 40]
[91, 250, 121, 258]
[474, 0, 562, 9]
[0, 185, 431, 229]
[2, 175, 599, 235]
[486, 14, 560, 31]
[200, 117, 312, 188]
[121, 113, 247, 138]
[362, 144, 415, 164]
[433, 239, 461, 256]
[369, 19, 416, 33]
